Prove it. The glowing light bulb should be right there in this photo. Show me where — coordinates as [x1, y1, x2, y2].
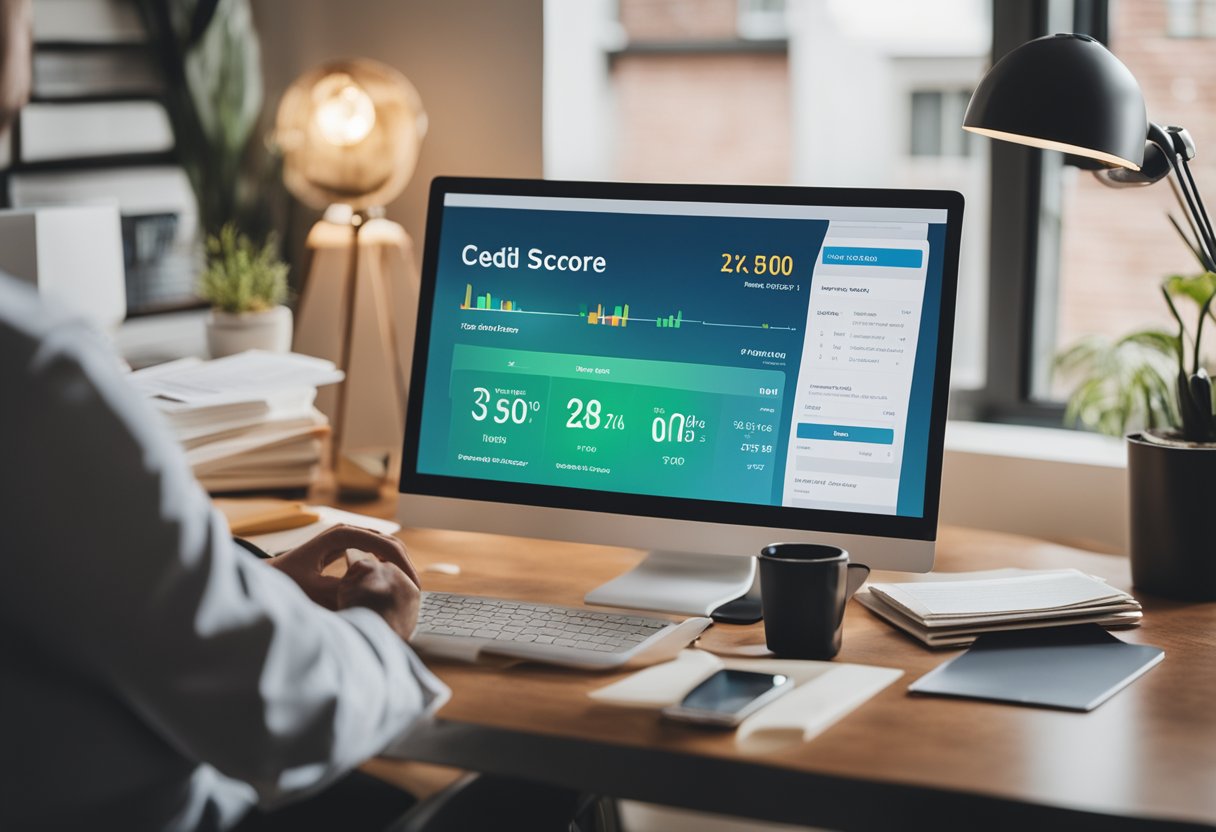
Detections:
[313, 74, 376, 147]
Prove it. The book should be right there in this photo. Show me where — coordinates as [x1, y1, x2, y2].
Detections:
[908, 624, 1164, 711]
[9, 165, 195, 215]
[19, 101, 174, 163]
[32, 50, 163, 99]
[857, 568, 1142, 648]
[32, 0, 146, 43]
[179, 410, 321, 449]
[128, 352, 343, 494]
[198, 468, 322, 494]
[188, 425, 327, 471]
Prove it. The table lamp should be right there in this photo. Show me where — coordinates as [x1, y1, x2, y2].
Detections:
[962, 33, 1214, 275]
[963, 32, 1215, 433]
[274, 59, 427, 495]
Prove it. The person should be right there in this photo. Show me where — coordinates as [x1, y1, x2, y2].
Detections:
[0, 1, 450, 829]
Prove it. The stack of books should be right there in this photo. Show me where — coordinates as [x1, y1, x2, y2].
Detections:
[856, 568, 1142, 648]
[129, 351, 343, 493]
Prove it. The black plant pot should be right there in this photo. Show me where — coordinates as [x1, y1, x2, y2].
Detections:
[1127, 433, 1216, 601]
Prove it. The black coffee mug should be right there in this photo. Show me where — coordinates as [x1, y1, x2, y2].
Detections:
[758, 543, 870, 660]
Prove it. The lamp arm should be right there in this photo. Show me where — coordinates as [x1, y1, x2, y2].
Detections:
[1178, 160, 1215, 266]
[1149, 124, 1216, 273]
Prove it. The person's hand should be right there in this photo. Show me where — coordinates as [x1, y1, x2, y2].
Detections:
[268, 524, 420, 610]
[337, 557, 422, 641]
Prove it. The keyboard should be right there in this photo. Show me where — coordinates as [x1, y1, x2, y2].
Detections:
[412, 592, 713, 669]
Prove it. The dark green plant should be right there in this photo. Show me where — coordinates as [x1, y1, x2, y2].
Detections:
[197, 224, 288, 314]
[134, 0, 279, 241]
[1056, 272, 1216, 442]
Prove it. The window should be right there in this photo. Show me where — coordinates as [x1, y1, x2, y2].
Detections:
[738, 0, 788, 40]
[1166, 0, 1216, 36]
[547, 0, 1214, 430]
[545, 0, 992, 391]
[1031, 0, 1216, 404]
[910, 91, 975, 157]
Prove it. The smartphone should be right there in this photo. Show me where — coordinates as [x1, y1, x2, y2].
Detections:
[661, 669, 793, 728]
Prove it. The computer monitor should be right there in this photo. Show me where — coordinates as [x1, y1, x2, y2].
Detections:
[399, 177, 963, 615]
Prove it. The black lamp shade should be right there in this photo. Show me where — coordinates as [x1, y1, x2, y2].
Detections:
[963, 33, 1149, 170]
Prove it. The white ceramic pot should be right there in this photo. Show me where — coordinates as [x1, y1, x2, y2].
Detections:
[206, 306, 293, 358]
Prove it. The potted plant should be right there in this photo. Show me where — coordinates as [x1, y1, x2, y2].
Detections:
[198, 224, 292, 357]
[1056, 268, 1216, 601]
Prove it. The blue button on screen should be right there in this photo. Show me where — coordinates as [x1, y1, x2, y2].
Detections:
[822, 247, 923, 268]
[797, 423, 895, 445]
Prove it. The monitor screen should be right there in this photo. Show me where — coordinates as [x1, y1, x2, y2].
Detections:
[402, 179, 961, 542]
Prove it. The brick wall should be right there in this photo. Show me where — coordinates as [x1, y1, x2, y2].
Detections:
[619, 0, 739, 40]
[612, 0, 791, 184]
[1055, 0, 1216, 357]
[612, 52, 791, 183]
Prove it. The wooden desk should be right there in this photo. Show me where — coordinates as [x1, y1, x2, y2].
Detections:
[362, 514, 1215, 830]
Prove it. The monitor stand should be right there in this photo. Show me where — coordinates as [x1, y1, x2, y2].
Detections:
[584, 551, 757, 617]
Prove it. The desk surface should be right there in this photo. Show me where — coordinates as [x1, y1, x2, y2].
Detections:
[355, 503, 1215, 830]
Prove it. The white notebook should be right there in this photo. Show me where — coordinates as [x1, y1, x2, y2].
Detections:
[859, 569, 1141, 647]
[869, 569, 1134, 621]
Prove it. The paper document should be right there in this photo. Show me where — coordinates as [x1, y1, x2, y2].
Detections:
[130, 351, 343, 405]
[859, 568, 1142, 648]
[869, 569, 1131, 620]
[242, 506, 401, 554]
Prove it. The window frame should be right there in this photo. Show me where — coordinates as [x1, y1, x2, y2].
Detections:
[948, 0, 1109, 427]
[1165, 0, 1216, 37]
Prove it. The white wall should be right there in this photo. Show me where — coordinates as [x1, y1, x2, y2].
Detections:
[941, 422, 1128, 553]
[543, 0, 617, 180]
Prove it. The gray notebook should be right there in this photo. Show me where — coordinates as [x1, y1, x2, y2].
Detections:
[908, 624, 1164, 711]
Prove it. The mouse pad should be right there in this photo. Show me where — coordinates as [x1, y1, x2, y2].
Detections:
[908, 623, 1163, 712]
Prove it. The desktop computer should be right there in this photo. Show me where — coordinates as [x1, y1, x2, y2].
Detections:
[399, 178, 962, 629]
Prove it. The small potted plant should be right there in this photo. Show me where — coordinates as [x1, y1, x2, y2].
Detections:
[198, 223, 292, 357]
[1056, 269, 1216, 601]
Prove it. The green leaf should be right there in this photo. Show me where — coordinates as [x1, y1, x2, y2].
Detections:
[196, 223, 289, 314]
[1164, 272, 1216, 309]
[1053, 331, 1181, 437]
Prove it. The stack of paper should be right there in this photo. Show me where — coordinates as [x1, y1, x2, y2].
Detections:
[856, 568, 1142, 647]
[129, 351, 343, 493]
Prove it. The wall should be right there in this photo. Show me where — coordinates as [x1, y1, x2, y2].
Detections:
[253, 0, 544, 248]
[1054, 0, 1216, 355]
[940, 422, 1128, 553]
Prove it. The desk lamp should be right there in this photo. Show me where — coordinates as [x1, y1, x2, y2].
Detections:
[964, 33, 1216, 429]
[964, 34, 1216, 598]
[275, 59, 427, 495]
[963, 33, 1214, 274]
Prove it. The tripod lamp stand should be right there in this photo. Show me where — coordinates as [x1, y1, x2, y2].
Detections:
[274, 59, 427, 495]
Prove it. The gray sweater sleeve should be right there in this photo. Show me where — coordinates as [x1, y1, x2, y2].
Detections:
[0, 279, 447, 803]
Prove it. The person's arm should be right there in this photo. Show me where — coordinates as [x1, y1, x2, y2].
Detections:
[0, 299, 446, 803]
